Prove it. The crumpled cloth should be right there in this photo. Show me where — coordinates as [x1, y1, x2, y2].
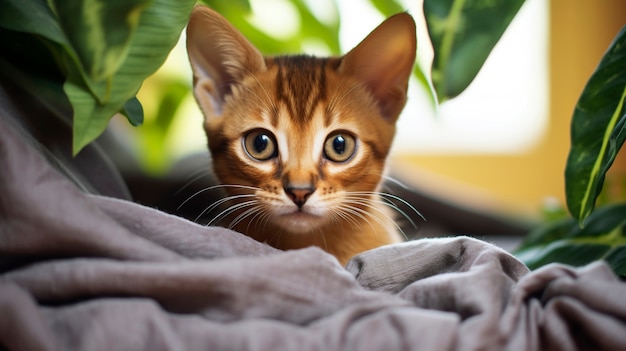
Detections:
[1, 109, 625, 351]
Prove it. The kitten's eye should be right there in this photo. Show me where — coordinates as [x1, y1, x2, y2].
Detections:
[243, 129, 278, 161]
[324, 132, 356, 162]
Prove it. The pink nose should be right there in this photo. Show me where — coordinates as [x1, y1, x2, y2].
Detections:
[284, 186, 315, 208]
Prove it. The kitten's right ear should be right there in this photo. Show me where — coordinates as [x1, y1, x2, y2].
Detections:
[339, 13, 416, 122]
[186, 6, 265, 117]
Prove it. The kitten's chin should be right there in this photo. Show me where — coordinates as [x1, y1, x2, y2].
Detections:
[274, 211, 326, 233]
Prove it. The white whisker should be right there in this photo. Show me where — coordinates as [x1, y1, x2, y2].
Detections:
[206, 200, 258, 226]
[341, 190, 425, 241]
[381, 175, 412, 191]
[201, 193, 257, 219]
[337, 204, 377, 231]
[245, 207, 270, 233]
[229, 206, 264, 229]
[193, 193, 257, 223]
[347, 191, 425, 222]
[177, 184, 261, 211]
[330, 207, 359, 228]
[342, 197, 408, 240]
[344, 195, 416, 231]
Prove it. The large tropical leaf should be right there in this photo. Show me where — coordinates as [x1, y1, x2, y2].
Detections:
[565, 26, 626, 225]
[51, 0, 151, 83]
[0, 0, 66, 44]
[0, 0, 196, 155]
[66, 0, 195, 154]
[423, 0, 524, 103]
[515, 26, 626, 277]
[0, 28, 70, 121]
[0, 0, 73, 121]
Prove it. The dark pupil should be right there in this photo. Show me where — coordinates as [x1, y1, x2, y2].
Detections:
[333, 135, 346, 154]
[254, 134, 269, 153]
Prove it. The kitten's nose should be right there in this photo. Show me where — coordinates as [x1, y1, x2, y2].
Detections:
[284, 185, 315, 208]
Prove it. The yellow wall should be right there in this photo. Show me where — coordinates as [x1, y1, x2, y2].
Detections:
[393, 0, 626, 218]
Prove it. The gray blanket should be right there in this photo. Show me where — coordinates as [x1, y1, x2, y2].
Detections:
[1, 109, 626, 351]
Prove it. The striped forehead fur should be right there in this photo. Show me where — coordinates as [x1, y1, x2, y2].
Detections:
[271, 55, 330, 125]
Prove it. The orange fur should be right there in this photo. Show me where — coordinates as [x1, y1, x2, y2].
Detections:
[187, 6, 416, 265]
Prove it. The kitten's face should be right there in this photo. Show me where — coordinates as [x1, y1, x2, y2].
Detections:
[187, 7, 416, 234]
[205, 57, 396, 232]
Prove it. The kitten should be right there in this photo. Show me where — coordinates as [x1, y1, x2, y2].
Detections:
[186, 6, 416, 265]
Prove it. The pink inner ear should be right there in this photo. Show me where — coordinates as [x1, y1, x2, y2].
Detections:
[339, 13, 416, 122]
[193, 77, 224, 116]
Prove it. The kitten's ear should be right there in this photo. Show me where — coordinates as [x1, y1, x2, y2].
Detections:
[186, 6, 265, 117]
[339, 13, 416, 122]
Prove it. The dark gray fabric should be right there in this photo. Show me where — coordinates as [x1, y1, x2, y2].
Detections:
[1, 113, 626, 351]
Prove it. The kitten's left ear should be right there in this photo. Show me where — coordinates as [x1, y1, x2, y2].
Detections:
[186, 6, 266, 118]
[339, 13, 416, 122]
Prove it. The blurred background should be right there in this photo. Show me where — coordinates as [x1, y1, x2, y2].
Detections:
[109, 0, 626, 248]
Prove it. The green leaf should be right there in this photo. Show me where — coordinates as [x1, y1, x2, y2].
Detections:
[0, 0, 195, 154]
[424, 0, 524, 102]
[516, 241, 612, 271]
[369, 0, 405, 17]
[64, 58, 121, 152]
[294, 0, 340, 54]
[518, 204, 626, 249]
[51, 0, 152, 82]
[0, 27, 71, 121]
[0, 0, 67, 45]
[201, 0, 250, 14]
[517, 217, 577, 248]
[202, 0, 340, 55]
[573, 203, 626, 238]
[565, 26, 626, 225]
[516, 203, 626, 275]
[122, 96, 144, 126]
[66, 0, 196, 154]
[414, 64, 437, 109]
